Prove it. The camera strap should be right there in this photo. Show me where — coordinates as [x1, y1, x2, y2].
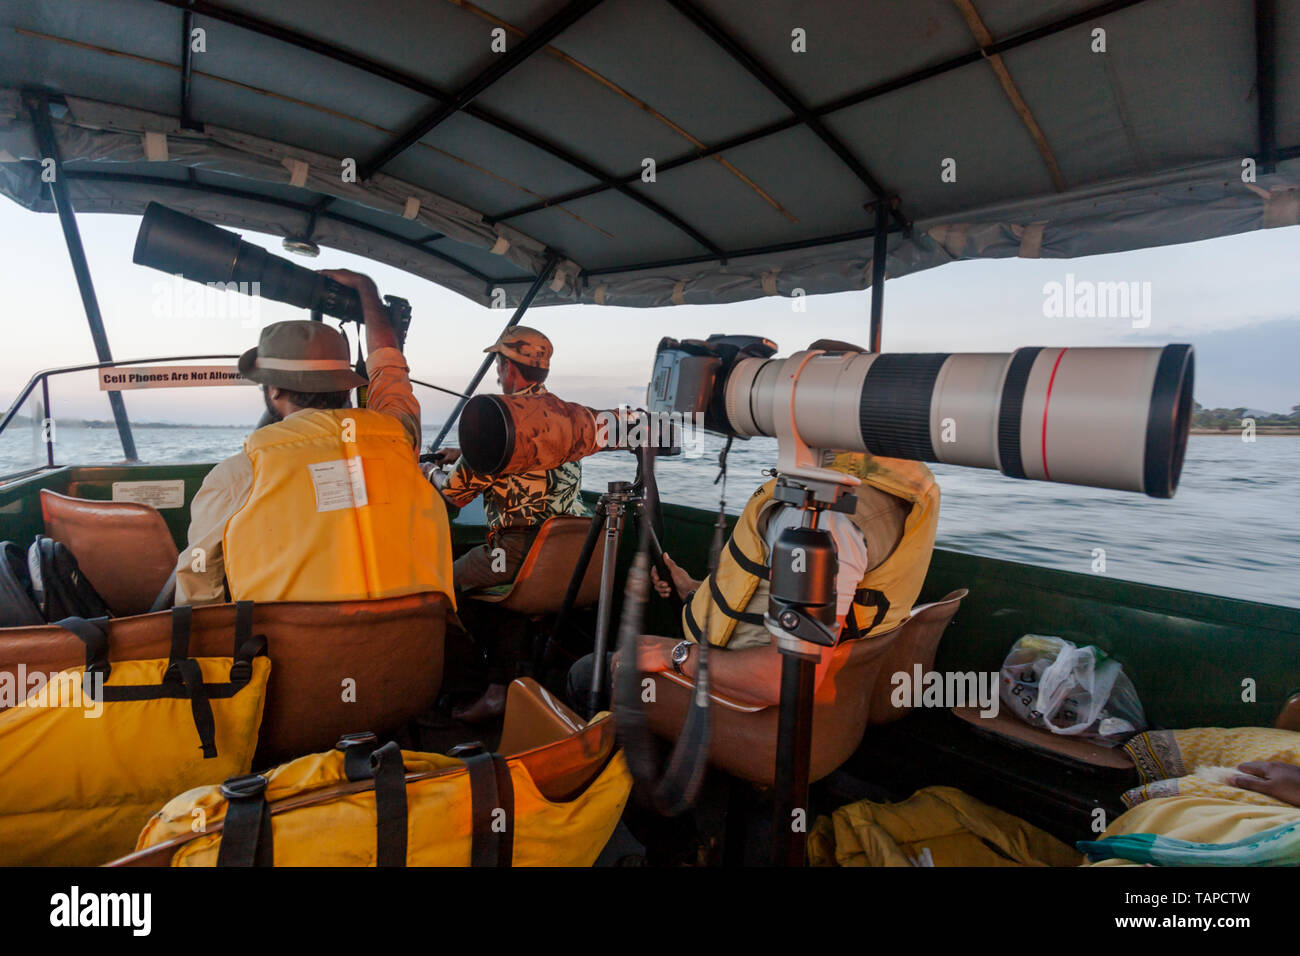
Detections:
[612, 453, 714, 818]
[345, 324, 369, 409]
[713, 435, 733, 486]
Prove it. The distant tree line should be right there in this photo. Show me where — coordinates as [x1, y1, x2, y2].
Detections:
[1192, 402, 1300, 431]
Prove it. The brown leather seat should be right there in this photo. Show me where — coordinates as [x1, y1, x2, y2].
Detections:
[498, 677, 617, 800]
[107, 675, 618, 867]
[467, 515, 606, 615]
[645, 588, 968, 786]
[39, 489, 178, 616]
[0, 592, 449, 764]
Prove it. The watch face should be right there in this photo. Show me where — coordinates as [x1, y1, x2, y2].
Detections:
[673, 642, 690, 664]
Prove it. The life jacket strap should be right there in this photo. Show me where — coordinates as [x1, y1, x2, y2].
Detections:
[844, 587, 891, 640]
[726, 536, 768, 577]
[464, 751, 514, 867]
[217, 773, 272, 867]
[370, 741, 409, 867]
[54, 615, 111, 693]
[707, 573, 765, 626]
[164, 605, 218, 758]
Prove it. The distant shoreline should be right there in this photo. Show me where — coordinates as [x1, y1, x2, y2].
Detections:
[13, 418, 1299, 436]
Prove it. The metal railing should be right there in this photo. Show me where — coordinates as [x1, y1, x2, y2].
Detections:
[0, 354, 466, 477]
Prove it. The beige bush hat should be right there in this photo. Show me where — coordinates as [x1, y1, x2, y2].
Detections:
[238, 320, 367, 392]
[483, 325, 552, 370]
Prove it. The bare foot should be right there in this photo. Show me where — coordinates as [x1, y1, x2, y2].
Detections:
[452, 683, 508, 724]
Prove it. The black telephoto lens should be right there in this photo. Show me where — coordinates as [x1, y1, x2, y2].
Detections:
[132, 203, 365, 323]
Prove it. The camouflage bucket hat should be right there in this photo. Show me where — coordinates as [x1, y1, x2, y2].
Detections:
[483, 325, 552, 370]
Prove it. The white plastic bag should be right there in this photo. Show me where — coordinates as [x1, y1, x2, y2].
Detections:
[999, 635, 1146, 746]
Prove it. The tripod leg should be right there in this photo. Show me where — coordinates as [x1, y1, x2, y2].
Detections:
[770, 652, 816, 867]
[540, 497, 607, 670]
[585, 499, 625, 717]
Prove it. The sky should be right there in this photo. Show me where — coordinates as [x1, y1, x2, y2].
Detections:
[1, 198, 1298, 427]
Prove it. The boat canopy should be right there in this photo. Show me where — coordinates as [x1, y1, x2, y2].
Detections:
[1, 0, 1297, 310]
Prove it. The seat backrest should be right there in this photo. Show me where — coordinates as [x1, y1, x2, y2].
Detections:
[645, 588, 969, 786]
[866, 588, 969, 724]
[499, 676, 616, 800]
[0, 591, 449, 764]
[40, 489, 178, 617]
[487, 515, 606, 616]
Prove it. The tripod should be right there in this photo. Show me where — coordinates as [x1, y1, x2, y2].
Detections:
[764, 473, 857, 867]
[541, 449, 673, 718]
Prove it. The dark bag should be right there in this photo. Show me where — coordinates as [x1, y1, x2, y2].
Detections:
[26, 536, 111, 620]
[0, 541, 44, 627]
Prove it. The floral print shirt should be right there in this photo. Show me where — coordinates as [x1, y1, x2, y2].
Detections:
[441, 383, 590, 538]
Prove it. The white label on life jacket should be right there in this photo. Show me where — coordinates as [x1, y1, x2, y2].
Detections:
[308, 458, 368, 512]
[112, 479, 185, 509]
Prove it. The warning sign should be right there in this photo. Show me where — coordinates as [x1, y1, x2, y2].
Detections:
[112, 480, 186, 510]
[99, 366, 251, 390]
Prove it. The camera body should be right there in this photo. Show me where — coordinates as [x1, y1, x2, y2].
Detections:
[646, 334, 777, 435]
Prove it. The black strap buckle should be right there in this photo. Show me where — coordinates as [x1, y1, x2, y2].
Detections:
[337, 732, 381, 783]
[336, 731, 379, 752]
[448, 741, 487, 758]
[220, 773, 267, 800]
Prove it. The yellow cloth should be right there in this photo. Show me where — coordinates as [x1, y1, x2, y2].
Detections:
[0, 656, 270, 866]
[136, 725, 632, 867]
[808, 785, 1081, 867]
[1088, 795, 1300, 866]
[1123, 726, 1300, 808]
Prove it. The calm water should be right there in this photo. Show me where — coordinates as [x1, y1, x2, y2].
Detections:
[3, 422, 1297, 608]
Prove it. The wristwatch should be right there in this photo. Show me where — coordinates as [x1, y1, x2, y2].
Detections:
[671, 640, 693, 674]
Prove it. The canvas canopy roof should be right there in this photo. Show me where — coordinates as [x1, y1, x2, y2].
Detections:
[1, 0, 1297, 310]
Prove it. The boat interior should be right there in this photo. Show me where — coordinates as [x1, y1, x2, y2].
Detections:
[2, 457, 1298, 863]
[1, 0, 1298, 868]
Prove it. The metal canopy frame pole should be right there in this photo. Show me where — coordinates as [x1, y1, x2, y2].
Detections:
[427, 254, 560, 453]
[869, 199, 891, 353]
[180, 7, 199, 131]
[359, 0, 605, 180]
[149, 0, 719, 256]
[495, 0, 1153, 224]
[24, 93, 138, 461]
[667, 0, 909, 232]
[1256, 0, 1277, 175]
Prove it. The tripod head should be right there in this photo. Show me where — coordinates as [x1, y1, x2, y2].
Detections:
[764, 474, 858, 659]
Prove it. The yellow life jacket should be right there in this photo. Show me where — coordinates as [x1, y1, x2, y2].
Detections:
[131, 722, 632, 867]
[683, 454, 940, 647]
[223, 408, 455, 607]
[0, 608, 270, 866]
